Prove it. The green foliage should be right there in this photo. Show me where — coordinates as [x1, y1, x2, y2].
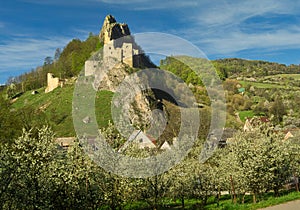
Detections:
[239, 81, 291, 89]
[160, 56, 204, 86]
[0, 98, 22, 144]
[5, 83, 17, 99]
[0, 96, 49, 144]
[219, 122, 300, 203]
[205, 191, 300, 210]
[269, 96, 286, 124]
[0, 127, 57, 209]
[1, 119, 300, 209]
[53, 35, 101, 78]
[166, 161, 194, 208]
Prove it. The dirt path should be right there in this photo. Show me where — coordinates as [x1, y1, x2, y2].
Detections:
[259, 199, 300, 210]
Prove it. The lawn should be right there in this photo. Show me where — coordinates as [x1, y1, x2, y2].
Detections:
[11, 85, 114, 137]
[239, 81, 288, 89]
[206, 191, 300, 210]
[239, 110, 255, 122]
[121, 191, 300, 210]
[265, 74, 300, 80]
[95, 90, 114, 128]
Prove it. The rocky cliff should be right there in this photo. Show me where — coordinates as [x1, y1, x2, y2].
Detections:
[86, 15, 159, 131]
[99, 15, 131, 44]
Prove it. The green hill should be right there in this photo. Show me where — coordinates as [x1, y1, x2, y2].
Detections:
[10, 84, 114, 137]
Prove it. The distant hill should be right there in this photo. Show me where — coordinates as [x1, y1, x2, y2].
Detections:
[212, 58, 300, 78]
[160, 57, 300, 86]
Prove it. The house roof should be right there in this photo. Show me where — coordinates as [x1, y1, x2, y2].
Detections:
[283, 129, 300, 140]
[160, 141, 171, 150]
[245, 116, 270, 123]
[244, 117, 270, 131]
[55, 137, 76, 148]
[118, 130, 157, 152]
[128, 130, 156, 144]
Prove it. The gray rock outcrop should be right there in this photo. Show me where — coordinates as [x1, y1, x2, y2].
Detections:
[99, 15, 131, 44]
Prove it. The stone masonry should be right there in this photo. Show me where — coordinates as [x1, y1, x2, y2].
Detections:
[45, 73, 64, 93]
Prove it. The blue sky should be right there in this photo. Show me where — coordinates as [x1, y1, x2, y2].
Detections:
[1, 0, 300, 84]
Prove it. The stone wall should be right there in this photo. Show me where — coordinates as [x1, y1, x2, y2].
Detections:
[103, 40, 139, 67]
[103, 41, 122, 63]
[45, 73, 63, 93]
[85, 60, 98, 76]
[122, 42, 134, 67]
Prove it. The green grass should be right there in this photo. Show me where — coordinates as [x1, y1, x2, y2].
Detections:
[239, 81, 288, 89]
[11, 85, 75, 136]
[11, 85, 114, 137]
[265, 74, 300, 80]
[206, 191, 300, 210]
[239, 110, 255, 122]
[95, 90, 114, 128]
[120, 191, 300, 210]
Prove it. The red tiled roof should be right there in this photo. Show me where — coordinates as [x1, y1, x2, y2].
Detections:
[146, 134, 157, 145]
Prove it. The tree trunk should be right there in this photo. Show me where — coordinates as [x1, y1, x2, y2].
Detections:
[154, 175, 158, 210]
[216, 186, 221, 207]
[181, 196, 185, 209]
[230, 175, 237, 204]
[274, 187, 279, 197]
[242, 193, 245, 204]
[293, 171, 299, 192]
[253, 193, 257, 204]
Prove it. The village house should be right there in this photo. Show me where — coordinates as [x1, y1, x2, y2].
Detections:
[243, 117, 270, 132]
[284, 129, 300, 141]
[118, 130, 156, 152]
[55, 137, 76, 149]
[118, 130, 172, 152]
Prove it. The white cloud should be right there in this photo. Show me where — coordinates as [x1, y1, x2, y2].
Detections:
[189, 0, 299, 27]
[172, 0, 300, 58]
[129, 1, 199, 10]
[0, 36, 72, 80]
[95, 0, 148, 4]
[178, 24, 300, 55]
[196, 28, 300, 56]
[20, 0, 199, 10]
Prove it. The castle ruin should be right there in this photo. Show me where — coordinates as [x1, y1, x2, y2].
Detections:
[103, 40, 140, 67]
[45, 73, 64, 93]
[85, 39, 140, 77]
[84, 15, 143, 77]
